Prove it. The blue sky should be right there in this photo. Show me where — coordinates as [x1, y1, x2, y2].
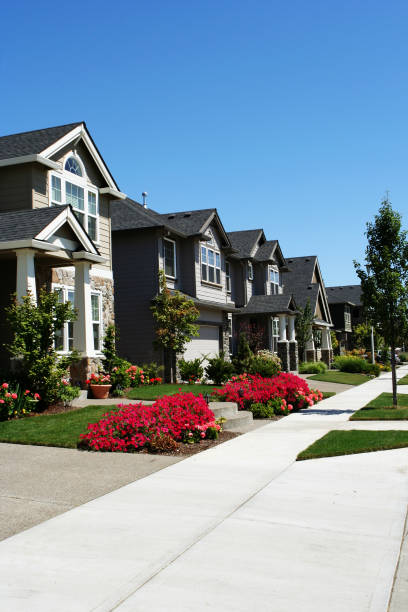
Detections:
[2, 0, 408, 285]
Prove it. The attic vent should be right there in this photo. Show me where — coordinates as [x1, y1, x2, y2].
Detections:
[287, 259, 293, 263]
[307, 285, 312, 290]
[183, 213, 191, 217]
[305, 258, 310, 262]
[168, 215, 175, 219]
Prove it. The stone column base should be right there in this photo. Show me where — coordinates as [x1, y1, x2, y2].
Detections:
[305, 349, 316, 362]
[289, 341, 299, 372]
[70, 357, 102, 388]
[321, 349, 333, 366]
[277, 341, 290, 372]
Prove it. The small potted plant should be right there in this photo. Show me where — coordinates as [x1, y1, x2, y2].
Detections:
[86, 372, 112, 399]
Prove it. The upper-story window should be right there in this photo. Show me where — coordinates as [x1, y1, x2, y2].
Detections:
[269, 266, 281, 294]
[50, 154, 99, 242]
[163, 238, 176, 278]
[201, 244, 221, 284]
[225, 261, 231, 293]
[248, 261, 253, 281]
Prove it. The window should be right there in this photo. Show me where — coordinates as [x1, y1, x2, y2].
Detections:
[201, 244, 221, 284]
[163, 238, 176, 277]
[54, 287, 75, 352]
[91, 293, 101, 351]
[225, 261, 231, 293]
[269, 266, 281, 294]
[50, 154, 99, 242]
[248, 262, 253, 281]
[313, 329, 322, 348]
[271, 317, 279, 353]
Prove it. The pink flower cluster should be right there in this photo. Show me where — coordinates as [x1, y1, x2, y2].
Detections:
[211, 373, 323, 411]
[0, 383, 40, 420]
[79, 392, 219, 452]
[86, 373, 111, 385]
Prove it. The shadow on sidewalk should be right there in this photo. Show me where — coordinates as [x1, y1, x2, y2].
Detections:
[298, 408, 355, 416]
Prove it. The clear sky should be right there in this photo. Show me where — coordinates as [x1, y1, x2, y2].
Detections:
[2, 0, 407, 286]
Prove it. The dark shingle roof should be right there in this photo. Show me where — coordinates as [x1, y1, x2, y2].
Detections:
[326, 285, 362, 305]
[282, 256, 320, 311]
[0, 206, 68, 241]
[254, 240, 278, 262]
[160, 209, 215, 235]
[0, 123, 82, 160]
[227, 229, 263, 259]
[111, 198, 164, 232]
[236, 294, 296, 315]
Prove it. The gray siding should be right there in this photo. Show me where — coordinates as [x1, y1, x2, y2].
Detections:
[112, 228, 161, 365]
[0, 166, 32, 212]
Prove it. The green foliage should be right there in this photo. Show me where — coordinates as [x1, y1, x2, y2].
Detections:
[248, 353, 281, 378]
[249, 398, 283, 418]
[151, 271, 199, 353]
[354, 199, 408, 405]
[399, 352, 408, 362]
[333, 356, 380, 377]
[178, 357, 204, 383]
[141, 361, 164, 379]
[232, 332, 253, 374]
[110, 359, 133, 391]
[295, 300, 314, 361]
[5, 290, 79, 406]
[330, 331, 339, 353]
[299, 361, 327, 374]
[205, 353, 235, 385]
[101, 324, 118, 372]
[352, 322, 383, 351]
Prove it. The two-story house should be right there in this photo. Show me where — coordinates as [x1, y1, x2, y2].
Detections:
[0, 123, 126, 383]
[111, 198, 236, 375]
[226, 229, 298, 371]
[282, 256, 333, 364]
[326, 285, 362, 353]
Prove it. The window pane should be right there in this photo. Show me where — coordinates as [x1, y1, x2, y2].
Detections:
[68, 322, 74, 351]
[65, 157, 82, 176]
[88, 192, 97, 215]
[55, 327, 64, 350]
[73, 210, 85, 228]
[88, 216, 97, 241]
[67, 291, 75, 305]
[225, 262, 230, 276]
[201, 264, 207, 280]
[164, 240, 175, 277]
[215, 253, 220, 268]
[201, 246, 207, 263]
[91, 294, 100, 321]
[66, 182, 84, 210]
[51, 176, 62, 203]
[54, 288, 63, 303]
[216, 269, 221, 284]
[208, 250, 214, 266]
[209, 267, 215, 283]
[93, 323, 100, 351]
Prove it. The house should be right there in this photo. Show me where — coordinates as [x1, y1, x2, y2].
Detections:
[326, 284, 362, 353]
[226, 229, 298, 371]
[111, 198, 236, 374]
[282, 256, 333, 364]
[0, 123, 126, 383]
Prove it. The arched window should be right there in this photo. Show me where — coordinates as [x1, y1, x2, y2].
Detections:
[64, 156, 82, 176]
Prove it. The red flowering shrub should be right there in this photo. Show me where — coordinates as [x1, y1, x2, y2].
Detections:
[0, 382, 40, 421]
[211, 373, 323, 411]
[79, 392, 221, 452]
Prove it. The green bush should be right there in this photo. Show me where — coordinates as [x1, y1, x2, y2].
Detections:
[365, 362, 381, 377]
[205, 353, 235, 385]
[142, 362, 164, 380]
[110, 358, 133, 391]
[333, 356, 380, 377]
[299, 361, 327, 374]
[398, 352, 408, 362]
[178, 357, 204, 383]
[247, 350, 281, 378]
[232, 333, 253, 374]
[249, 397, 285, 418]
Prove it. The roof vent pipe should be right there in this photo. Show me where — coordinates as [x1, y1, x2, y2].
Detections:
[142, 192, 148, 208]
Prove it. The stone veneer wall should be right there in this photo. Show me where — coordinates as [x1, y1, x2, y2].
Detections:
[277, 341, 290, 372]
[222, 314, 231, 361]
[289, 341, 299, 372]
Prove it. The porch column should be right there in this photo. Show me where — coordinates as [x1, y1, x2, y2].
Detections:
[288, 315, 296, 341]
[73, 261, 94, 356]
[15, 249, 37, 304]
[288, 315, 298, 371]
[305, 325, 315, 362]
[277, 314, 289, 372]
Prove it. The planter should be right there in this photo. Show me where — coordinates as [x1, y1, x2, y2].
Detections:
[90, 384, 112, 399]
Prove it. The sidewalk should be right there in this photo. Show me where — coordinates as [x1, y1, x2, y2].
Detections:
[0, 367, 407, 611]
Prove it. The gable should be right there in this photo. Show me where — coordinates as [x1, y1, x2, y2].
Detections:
[51, 140, 106, 189]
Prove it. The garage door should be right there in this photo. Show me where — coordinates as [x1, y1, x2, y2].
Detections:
[183, 325, 220, 364]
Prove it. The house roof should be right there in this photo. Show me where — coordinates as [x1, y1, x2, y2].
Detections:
[160, 209, 217, 235]
[253, 240, 278, 262]
[0, 206, 69, 241]
[0, 123, 82, 160]
[235, 294, 297, 315]
[326, 285, 362, 306]
[283, 255, 332, 324]
[227, 229, 264, 258]
[111, 198, 165, 232]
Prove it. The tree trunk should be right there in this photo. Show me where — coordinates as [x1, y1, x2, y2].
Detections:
[391, 340, 397, 407]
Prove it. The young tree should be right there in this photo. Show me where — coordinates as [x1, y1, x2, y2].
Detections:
[354, 199, 408, 406]
[150, 271, 200, 382]
[295, 299, 314, 361]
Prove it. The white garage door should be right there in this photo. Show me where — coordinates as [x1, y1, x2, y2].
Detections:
[183, 325, 220, 364]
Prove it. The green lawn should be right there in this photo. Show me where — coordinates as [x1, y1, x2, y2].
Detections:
[126, 383, 220, 400]
[321, 391, 336, 399]
[350, 392, 408, 420]
[307, 371, 371, 386]
[297, 430, 408, 460]
[0, 405, 119, 449]
[398, 374, 408, 385]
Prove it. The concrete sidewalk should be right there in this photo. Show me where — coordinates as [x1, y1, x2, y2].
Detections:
[0, 367, 407, 611]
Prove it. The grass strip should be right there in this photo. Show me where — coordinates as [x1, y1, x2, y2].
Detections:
[126, 383, 220, 400]
[398, 374, 408, 385]
[307, 371, 371, 386]
[0, 405, 119, 449]
[351, 392, 408, 420]
[297, 430, 408, 460]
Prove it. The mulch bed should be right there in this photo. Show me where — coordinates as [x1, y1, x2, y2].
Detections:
[142, 430, 241, 457]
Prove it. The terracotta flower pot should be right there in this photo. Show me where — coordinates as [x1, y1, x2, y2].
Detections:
[90, 384, 112, 399]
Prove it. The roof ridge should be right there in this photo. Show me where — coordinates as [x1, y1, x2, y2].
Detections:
[0, 122, 83, 141]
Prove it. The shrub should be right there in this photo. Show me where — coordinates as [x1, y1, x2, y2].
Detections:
[148, 433, 180, 453]
[109, 359, 132, 391]
[178, 357, 204, 383]
[399, 352, 408, 362]
[299, 361, 327, 374]
[142, 362, 164, 380]
[248, 351, 281, 378]
[212, 373, 323, 411]
[79, 392, 220, 452]
[0, 383, 40, 421]
[205, 353, 235, 384]
[249, 397, 292, 418]
[333, 356, 380, 376]
[232, 333, 253, 374]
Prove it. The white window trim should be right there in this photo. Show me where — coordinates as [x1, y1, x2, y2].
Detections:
[269, 265, 281, 294]
[248, 261, 253, 281]
[49, 152, 99, 244]
[201, 243, 222, 286]
[225, 261, 231, 293]
[91, 291, 103, 353]
[163, 237, 177, 279]
[52, 284, 75, 354]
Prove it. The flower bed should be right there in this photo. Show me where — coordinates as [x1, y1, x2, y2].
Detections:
[0, 383, 40, 421]
[79, 392, 220, 452]
[211, 373, 322, 411]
